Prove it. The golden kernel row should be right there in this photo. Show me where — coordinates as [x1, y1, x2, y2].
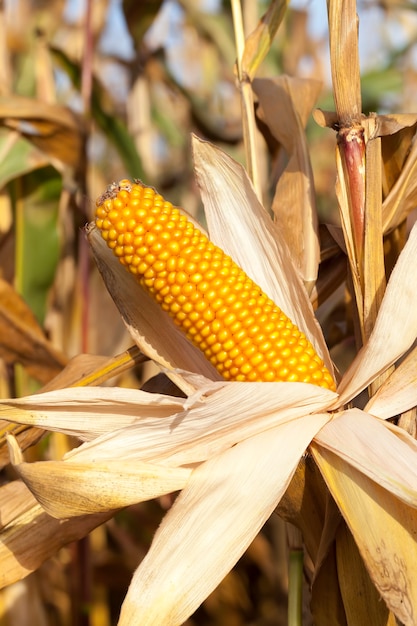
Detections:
[95, 179, 335, 389]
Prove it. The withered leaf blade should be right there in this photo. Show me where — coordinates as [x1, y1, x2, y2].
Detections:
[253, 76, 321, 292]
[0, 278, 67, 384]
[311, 439, 417, 626]
[0, 480, 114, 589]
[241, 0, 289, 80]
[0, 95, 83, 168]
[7, 434, 191, 519]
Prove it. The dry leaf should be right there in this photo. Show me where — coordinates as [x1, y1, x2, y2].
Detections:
[241, 0, 289, 80]
[312, 438, 417, 626]
[253, 76, 321, 291]
[0, 480, 113, 588]
[8, 434, 191, 518]
[0, 278, 67, 383]
[0, 95, 83, 168]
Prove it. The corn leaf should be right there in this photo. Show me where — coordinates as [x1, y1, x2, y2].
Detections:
[311, 437, 417, 626]
[0, 481, 113, 589]
[241, 0, 289, 81]
[0, 130, 49, 187]
[335, 221, 417, 406]
[0, 94, 82, 168]
[253, 76, 321, 292]
[0, 278, 67, 382]
[8, 434, 191, 518]
[118, 415, 329, 625]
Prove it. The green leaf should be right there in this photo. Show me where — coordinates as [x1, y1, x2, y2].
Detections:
[11, 167, 62, 325]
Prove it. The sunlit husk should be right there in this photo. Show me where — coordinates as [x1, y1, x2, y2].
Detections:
[0, 481, 113, 589]
[314, 409, 417, 507]
[311, 441, 417, 626]
[55, 382, 334, 467]
[335, 221, 417, 406]
[8, 433, 191, 518]
[365, 345, 417, 420]
[119, 415, 330, 626]
[0, 386, 188, 441]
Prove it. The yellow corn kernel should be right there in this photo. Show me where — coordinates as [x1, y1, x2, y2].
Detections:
[95, 179, 335, 390]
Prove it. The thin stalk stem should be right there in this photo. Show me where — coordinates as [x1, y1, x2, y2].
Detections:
[231, 0, 262, 199]
[288, 548, 303, 626]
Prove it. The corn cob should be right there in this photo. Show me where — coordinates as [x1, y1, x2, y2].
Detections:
[95, 179, 335, 390]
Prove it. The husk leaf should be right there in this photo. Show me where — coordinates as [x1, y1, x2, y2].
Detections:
[7, 434, 191, 518]
[118, 414, 330, 626]
[0, 386, 188, 441]
[365, 344, 417, 420]
[62, 382, 334, 467]
[0, 481, 113, 589]
[311, 441, 417, 626]
[314, 409, 417, 507]
[253, 76, 321, 292]
[335, 221, 417, 406]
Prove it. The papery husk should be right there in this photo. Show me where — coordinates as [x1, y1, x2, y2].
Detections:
[0, 386, 188, 441]
[118, 414, 330, 626]
[0, 348, 147, 467]
[7, 434, 191, 518]
[87, 224, 221, 395]
[311, 440, 417, 626]
[335, 221, 417, 406]
[365, 345, 417, 420]
[335, 523, 395, 626]
[314, 409, 417, 507]
[191, 135, 334, 374]
[0, 481, 113, 588]
[0, 382, 335, 459]
[61, 382, 334, 467]
[253, 76, 321, 293]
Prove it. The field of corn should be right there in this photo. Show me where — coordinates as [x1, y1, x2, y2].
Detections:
[1, 0, 417, 625]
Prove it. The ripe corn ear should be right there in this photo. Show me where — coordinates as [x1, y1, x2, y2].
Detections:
[95, 179, 335, 389]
